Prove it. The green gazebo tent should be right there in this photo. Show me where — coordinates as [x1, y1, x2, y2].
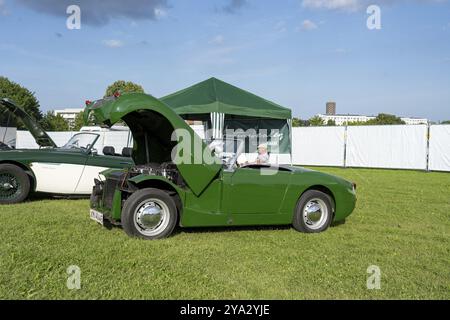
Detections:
[160, 77, 292, 157]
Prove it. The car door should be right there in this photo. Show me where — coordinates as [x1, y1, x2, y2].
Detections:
[75, 152, 132, 194]
[31, 151, 88, 194]
[222, 165, 291, 224]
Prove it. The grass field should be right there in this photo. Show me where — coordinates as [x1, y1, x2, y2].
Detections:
[0, 167, 449, 299]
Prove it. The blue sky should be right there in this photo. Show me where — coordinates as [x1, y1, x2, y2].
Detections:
[0, 0, 449, 121]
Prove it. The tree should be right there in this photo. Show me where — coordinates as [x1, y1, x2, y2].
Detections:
[441, 120, 450, 124]
[366, 113, 405, 125]
[346, 121, 370, 126]
[292, 117, 310, 127]
[40, 111, 69, 131]
[308, 116, 325, 126]
[105, 80, 144, 97]
[72, 111, 84, 131]
[72, 111, 95, 131]
[0, 76, 42, 128]
[326, 119, 336, 126]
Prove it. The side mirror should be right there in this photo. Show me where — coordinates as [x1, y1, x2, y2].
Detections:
[90, 148, 98, 156]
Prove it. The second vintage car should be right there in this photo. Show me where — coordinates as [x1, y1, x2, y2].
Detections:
[0, 98, 133, 204]
[87, 93, 357, 239]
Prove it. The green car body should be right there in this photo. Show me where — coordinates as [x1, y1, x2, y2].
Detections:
[0, 98, 133, 204]
[87, 93, 356, 239]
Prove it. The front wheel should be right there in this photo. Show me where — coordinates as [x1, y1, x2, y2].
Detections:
[293, 190, 334, 233]
[121, 188, 178, 240]
[0, 164, 31, 204]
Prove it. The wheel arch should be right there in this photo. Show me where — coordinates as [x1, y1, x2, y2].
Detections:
[0, 160, 36, 191]
[301, 185, 336, 213]
[128, 178, 183, 218]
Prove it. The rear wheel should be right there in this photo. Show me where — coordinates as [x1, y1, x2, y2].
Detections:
[293, 190, 334, 233]
[0, 164, 31, 204]
[121, 188, 178, 240]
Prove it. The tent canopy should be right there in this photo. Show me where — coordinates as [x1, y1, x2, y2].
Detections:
[160, 77, 291, 120]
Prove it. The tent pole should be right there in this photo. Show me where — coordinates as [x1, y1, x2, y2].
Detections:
[289, 118, 293, 166]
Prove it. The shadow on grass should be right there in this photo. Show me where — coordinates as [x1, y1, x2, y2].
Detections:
[98, 222, 293, 235]
[100, 219, 347, 238]
[27, 193, 89, 202]
[179, 219, 346, 235]
[331, 219, 346, 227]
[179, 224, 292, 235]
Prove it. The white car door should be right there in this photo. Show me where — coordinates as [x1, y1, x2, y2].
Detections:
[74, 164, 109, 194]
[30, 162, 85, 194]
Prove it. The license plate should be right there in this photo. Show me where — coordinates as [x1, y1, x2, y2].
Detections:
[90, 209, 104, 225]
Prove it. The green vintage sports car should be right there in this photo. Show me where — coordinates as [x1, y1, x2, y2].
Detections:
[0, 98, 133, 204]
[87, 93, 357, 239]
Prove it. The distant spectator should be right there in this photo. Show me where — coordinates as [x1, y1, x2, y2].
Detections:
[256, 143, 269, 164]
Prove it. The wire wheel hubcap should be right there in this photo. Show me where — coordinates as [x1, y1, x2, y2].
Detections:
[0, 173, 20, 199]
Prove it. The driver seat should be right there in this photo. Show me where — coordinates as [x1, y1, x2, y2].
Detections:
[103, 146, 116, 156]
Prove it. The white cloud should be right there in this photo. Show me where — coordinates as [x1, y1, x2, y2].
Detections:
[302, 0, 361, 11]
[297, 19, 318, 31]
[0, 0, 9, 15]
[302, 0, 449, 12]
[209, 35, 225, 45]
[16, 0, 169, 26]
[154, 7, 167, 19]
[102, 39, 124, 48]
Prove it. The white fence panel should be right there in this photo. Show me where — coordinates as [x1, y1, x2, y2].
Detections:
[15, 130, 131, 154]
[0, 127, 16, 146]
[346, 125, 428, 170]
[13, 125, 449, 172]
[48, 131, 77, 147]
[292, 127, 345, 166]
[16, 131, 39, 149]
[429, 125, 450, 172]
[100, 131, 132, 155]
[16, 131, 76, 148]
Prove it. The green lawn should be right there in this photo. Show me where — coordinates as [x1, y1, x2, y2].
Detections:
[0, 167, 449, 299]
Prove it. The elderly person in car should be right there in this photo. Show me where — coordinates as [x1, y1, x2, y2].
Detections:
[255, 143, 270, 164]
[240, 143, 270, 166]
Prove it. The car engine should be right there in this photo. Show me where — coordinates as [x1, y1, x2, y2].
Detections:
[128, 162, 185, 187]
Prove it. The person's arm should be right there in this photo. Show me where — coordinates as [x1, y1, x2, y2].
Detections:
[260, 153, 270, 164]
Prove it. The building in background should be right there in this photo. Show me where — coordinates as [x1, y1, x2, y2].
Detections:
[53, 108, 83, 128]
[319, 113, 376, 125]
[400, 117, 429, 125]
[326, 102, 336, 115]
[317, 103, 428, 125]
